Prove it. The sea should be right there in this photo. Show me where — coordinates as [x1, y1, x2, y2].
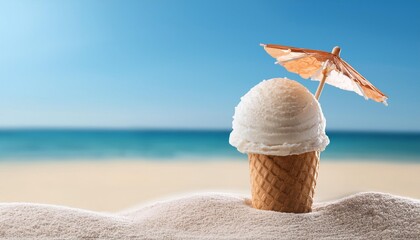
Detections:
[0, 129, 419, 163]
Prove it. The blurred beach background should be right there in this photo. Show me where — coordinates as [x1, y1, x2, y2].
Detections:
[0, 0, 419, 211]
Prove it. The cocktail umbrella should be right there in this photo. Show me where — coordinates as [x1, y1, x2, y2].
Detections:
[260, 44, 388, 105]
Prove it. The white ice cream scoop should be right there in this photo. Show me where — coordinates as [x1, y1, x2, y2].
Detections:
[229, 78, 329, 156]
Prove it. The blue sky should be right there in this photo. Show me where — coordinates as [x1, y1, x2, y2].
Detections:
[0, 0, 419, 131]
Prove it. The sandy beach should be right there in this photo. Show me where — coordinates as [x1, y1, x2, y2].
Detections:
[1, 159, 419, 212]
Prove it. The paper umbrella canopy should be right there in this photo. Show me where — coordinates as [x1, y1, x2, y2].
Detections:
[261, 44, 388, 105]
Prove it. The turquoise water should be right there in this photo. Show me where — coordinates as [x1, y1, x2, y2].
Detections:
[0, 130, 419, 162]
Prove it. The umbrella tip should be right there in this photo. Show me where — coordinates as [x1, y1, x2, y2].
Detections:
[332, 46, 341, 56]
[259, 43, 266, 47]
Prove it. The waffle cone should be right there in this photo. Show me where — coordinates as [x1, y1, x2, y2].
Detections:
[248, 151, 319, 213]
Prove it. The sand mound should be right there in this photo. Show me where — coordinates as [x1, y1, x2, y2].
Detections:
[1, 192, 419, 239]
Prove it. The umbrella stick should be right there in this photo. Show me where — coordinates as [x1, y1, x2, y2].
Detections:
[315, 46, 341, 100]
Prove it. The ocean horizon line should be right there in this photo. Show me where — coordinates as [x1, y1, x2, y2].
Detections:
[0, 127, 419, 135]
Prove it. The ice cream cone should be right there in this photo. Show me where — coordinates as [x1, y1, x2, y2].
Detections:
[248, 151, 319, 213]
[229, 78, 329, 214]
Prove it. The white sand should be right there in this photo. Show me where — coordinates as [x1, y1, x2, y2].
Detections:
[0, 159, 419, 211]
[1, 192, 419, 239]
